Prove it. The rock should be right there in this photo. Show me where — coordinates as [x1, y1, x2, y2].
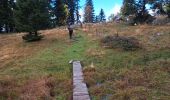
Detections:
[69, 60, 74, 64]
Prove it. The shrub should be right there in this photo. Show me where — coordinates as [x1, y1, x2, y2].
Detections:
[101, 35, 141, 51]
[125, 14, 155, 25]
[126, 15, 136, 25]
[134, 12, 154, 24]
[152, 15, 170, 25]
[22, 32, 44, 42]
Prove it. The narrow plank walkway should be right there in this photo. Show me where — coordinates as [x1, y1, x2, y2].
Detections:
[72, 61, 90, 100]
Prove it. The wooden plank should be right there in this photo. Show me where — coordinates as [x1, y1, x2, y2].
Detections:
[72, 61, 91, 100]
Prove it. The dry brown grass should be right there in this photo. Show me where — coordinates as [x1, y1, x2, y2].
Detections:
[20, 76, 54, 100]
[84, 66, 170, 100]
[84, 23, 170, 36]
[0, 28, 68, 68]
[83, 23, 170, 51]
[0, 23, 169, 99]
[82, 23, 170, 99]
[0, 75, 66, 100]
[0, 28, 72, 99]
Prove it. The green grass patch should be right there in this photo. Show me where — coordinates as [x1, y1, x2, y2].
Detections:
[0, 32, 93, 99]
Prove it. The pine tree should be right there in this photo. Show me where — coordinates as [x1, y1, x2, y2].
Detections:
[75, 0, 80, 23]
[135, 0, 152, 23]
[66, 0, 75, 24]
[164, 1, 170, 17]
[98, 8, 106, 22]
[54, 0, 69, 26]
[136, 0, 148, 14]
[146, 0, 170, 17]
[0, 0, 15, 33]
[121, 0, 137, 16]
[84, 0, 95, 23]
[148, 0, 166, 14]
[95, 15, 100, 23]
[47, 0, 56, 27]
[108, 14, 115, 22]
[14, 0, 50, 34]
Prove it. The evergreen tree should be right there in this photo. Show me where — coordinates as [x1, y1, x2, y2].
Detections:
[75, 0, 80, 23]
[66, 0, 75, 24]
[134, 0, 151, 23]
[121, 0, 137, 16]
[95, 15, 100, 23]
[54, 0, 69, 26]
[98, 8, 106, 22]
[0, 0, 15, 33]
[84, 0, 95, 23]
[148, 0, 167, 14]
[108, 14, 115, 22]
[47, 0, 56, 27]
[164, 1, 170, 17]
[14, 0, 50, 34]
[136, 0, 148, 14]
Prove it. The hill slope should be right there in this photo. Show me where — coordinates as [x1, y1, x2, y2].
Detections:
[0, 23, 170, 99]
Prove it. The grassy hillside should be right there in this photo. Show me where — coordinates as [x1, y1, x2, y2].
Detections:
[0, 23, 170, 100]
[83, 23, 170, 100]
[0, 28, 90, 99]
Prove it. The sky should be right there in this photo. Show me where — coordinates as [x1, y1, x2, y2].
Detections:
[79, 0, 123, 20]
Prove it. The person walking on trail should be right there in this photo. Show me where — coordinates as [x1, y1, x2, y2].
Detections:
[67, 24, 74, 39]
[67, 21, 83, 39]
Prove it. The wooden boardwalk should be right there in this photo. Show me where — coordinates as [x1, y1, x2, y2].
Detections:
[72, 61, 90, 100]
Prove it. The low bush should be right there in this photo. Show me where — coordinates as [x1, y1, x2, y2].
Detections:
[22, 32, 44, 42]
[126, 13, 155, 25]
[152, 16, 170, 25]
[101, 35, 141, 51]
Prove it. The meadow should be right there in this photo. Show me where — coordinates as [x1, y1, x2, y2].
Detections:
[0, 23, 170, 100]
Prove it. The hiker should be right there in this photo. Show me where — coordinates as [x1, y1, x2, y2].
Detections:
[67, 21, 83, 39]
[67, 24, 74, 39]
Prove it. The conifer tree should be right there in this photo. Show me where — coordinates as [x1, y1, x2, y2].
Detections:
[136, 0, 148, 14]
[75, 0, 80, 23]
[98, 8, 106, 22]
[14, 0, 50, 34]
[66, 0, 75, 24]
[164, 2, 170, 17]
[0, 0, 15, 33]
[148, 0, 166, 14]
[121, 0, 137, 16]
[54, 0, 69, 26]
[84, 0, 95, 23]
[134, 0, 159, 23]
[108, 14, 115, 22]
[95, 15, 100, 23]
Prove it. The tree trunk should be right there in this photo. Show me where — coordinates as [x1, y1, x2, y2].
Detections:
[5, 24, 9, 33]
[9, 25, 14, 32]
[142, 0, 146, 15]
[0, 26, 2, 33]
[34, 31, 38, 36]
[29, 32, 33, 35]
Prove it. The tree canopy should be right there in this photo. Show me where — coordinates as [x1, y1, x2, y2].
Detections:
[0, 0, 170, 34]
[14, 0, 50, 33]
[121, 0, 137, 16]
